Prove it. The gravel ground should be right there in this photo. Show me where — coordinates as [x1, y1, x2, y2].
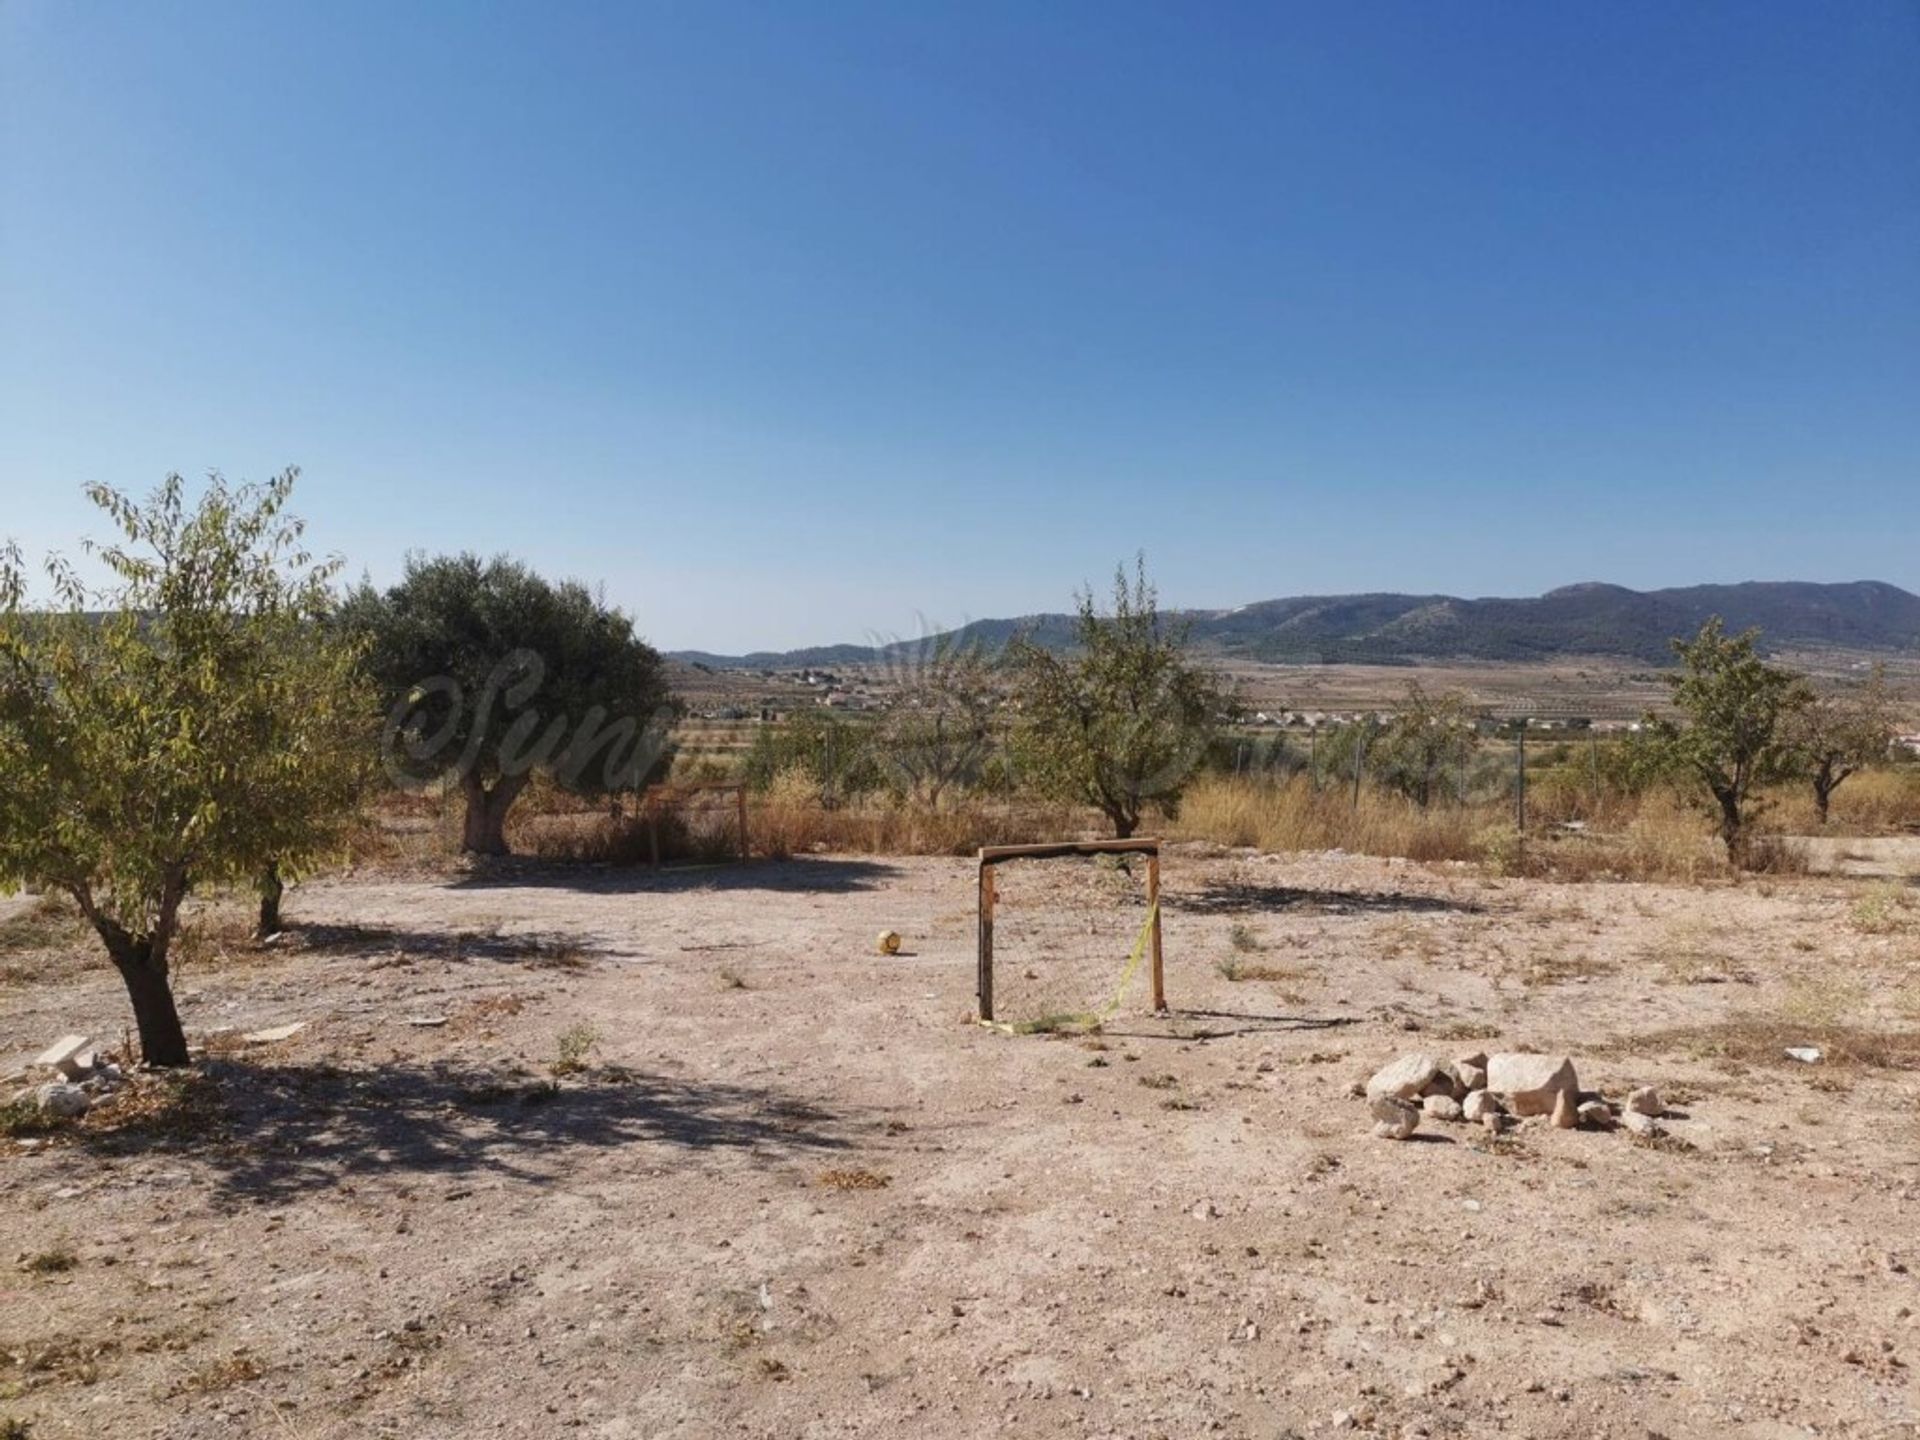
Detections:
[3, 847, 1918, 1439]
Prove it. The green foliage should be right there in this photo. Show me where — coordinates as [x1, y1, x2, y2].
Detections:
[343, 554, 675, 853]
[1651, 618, 1811, 861]
[1371, 683, 1478, 807]
[741, 708, 881, 805]
[1009, 557, 1241, 838]
[0, 471, 370, 1064]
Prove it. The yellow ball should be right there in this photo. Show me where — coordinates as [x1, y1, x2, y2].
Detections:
[876, 930, 902, 955]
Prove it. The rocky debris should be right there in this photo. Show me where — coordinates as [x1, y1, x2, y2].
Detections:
[1362, 1050, 1674, 1147]
[1366, 1054, 1445, 1101]
[1370, 1093, 1421, 1141]
[1784, 1046, 1822, 1064]
[34, 1035, 94, 1080]
[36, 1082, 91, 1119]
[1626, 1087, 1663, 1118]
[1462, 1090, 1503, 1124]
[1486, 1053, 1579, 1117]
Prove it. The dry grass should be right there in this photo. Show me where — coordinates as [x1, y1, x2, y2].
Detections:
[165, 1351, 265, 1397]
[1169, 776, 1483, 864]
[1607, 1013, 1920, 1072]
[1169, 776, 1824, 883]
[816, 1168, 890, 1191]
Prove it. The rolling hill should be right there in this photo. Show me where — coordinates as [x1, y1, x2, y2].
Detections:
[671, 580, 1920, 669]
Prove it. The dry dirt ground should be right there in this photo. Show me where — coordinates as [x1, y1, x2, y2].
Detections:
[3, 847, 1919, 1440]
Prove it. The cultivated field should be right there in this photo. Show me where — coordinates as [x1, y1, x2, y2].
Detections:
[4, 846, 1919, 1440]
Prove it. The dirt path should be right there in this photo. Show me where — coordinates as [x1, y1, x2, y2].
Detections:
[3, 850, 1918, 1438]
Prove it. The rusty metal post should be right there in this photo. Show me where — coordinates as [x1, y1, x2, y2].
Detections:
[1147, 850, 1166, 1013]
[976, 859, 995, 1022]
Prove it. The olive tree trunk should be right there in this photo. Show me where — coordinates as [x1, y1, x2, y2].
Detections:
[460, 772, 531, 856]
[256, 860, 284, 937]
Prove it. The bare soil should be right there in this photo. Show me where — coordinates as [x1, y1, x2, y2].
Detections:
[3, 848, 1919, 1439]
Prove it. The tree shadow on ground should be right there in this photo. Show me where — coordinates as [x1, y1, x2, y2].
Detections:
[78, 1059, 857, 1204]
[448, 855, 904, 896]
[1101, 1007, 1363, 1040]
[1170, 882, 1485, 918]
[286, 922, 602, 968]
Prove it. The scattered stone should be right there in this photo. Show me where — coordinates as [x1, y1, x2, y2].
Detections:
[1456, 1062, 1488, 1093]
[1370, 1093, 1421, 1141]
[1577, 1100, 1616, 1130]
[1420, 1063, 1467, 1101]
[1480, 1111, 1510, 1135]
[242, 1022, 307, 1045]
[34, 1035, 93, 1080]
[1626, 1087, 1663, 1118]
[36, 1082, 90, 1119]
[1422, 1094, 1464, 1123]
[1462, 1090, 1503, 1123]
[1784, 1047, 1822, 1064]
[1366, 1054, 1445, 1101]
[406, 1016, 449, 1028]
[1191, 1198, 1219, 1221]
[1622, 1111, 1662, 1138]
[1551, 1089, 1578, 1129]
[1486, 1053, 1579, 1117]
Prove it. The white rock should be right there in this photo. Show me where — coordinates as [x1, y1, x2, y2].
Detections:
[1784, 1047, 1822, 1064]
[1551, 1089, 1578, 1129]
[1456, 1063, 1488, 1093]
[1422, 1094, 1464, 1122]
[1622, 1111, 1662, 1137]
[34, 1035, 93, 1079]
[1576, 1100, 1616, 1130]
[1366, 1053, 1445, 1101]
[1626, 1087, 1663, 1117]
[1462, 1090, 1504, 1123]
[1486, 1053, 1579, 1117]
[242, 1022, 307, 1045]
[36, 1082, 90, 1119]
[1370, 1093, 1421, 1140]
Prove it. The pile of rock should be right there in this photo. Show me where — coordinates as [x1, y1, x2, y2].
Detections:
[15, 1034, 128, 1119]
[1362, 1050, 1666, 1141]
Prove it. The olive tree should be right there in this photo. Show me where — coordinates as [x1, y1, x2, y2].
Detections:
[1783, 665, 1897, 825]
[1009, 558, 1239, 838]
[0, 472, 371, 1066]
[345, 554, 675, 855]
[1653, 618, 1810, 863]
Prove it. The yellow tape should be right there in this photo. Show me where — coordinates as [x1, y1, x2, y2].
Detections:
[1094, 900, 1159, 1022]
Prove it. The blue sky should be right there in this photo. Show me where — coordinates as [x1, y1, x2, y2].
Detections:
[3, 2, 1916, 652]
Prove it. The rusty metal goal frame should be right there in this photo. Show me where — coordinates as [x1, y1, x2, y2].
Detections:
[975, 837, 1164, 1024]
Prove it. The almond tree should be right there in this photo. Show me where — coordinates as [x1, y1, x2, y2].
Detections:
[1009, 557, 1239, 838]
[1653, 618, 1810, 863]
[0, 472, 370, 1066]
[1784, 665, 1897, 825]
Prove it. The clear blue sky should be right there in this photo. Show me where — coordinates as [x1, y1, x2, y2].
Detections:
[3, 3, 1916, 652]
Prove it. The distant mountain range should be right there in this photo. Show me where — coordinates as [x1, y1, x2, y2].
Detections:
[670, 581, 1920, 670]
